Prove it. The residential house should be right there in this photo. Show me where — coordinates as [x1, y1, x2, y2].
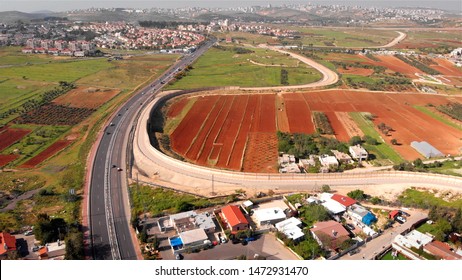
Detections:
[319, 155, 338, 168]
[331, 150, 353, 164]
[298, 156, 316, 169]
[275, 217, 304, 242]
[348, 204, 377, 226]
[349, 145, 368, 161]
[331, 194, 356, 208]
[424, 240, 462, 260]
[179, 228, 209, 248]
[38, 240, 66, 260]
[253, 207, 287, 226]
[0, 232, 16, 259]
[310, 221, 350, 251]
[320, 193, 346, 215]
[221, 205, 249, 232]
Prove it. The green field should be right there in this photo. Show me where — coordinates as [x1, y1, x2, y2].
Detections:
[349, 112, 403, 164]
[414, 105, 462, 131]
[398, 188, 462, 209]
[0, 47, 179, 236]
[167, 46, 321, 89]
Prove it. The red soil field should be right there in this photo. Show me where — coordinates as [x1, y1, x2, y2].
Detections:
[324, 112, 350, 142]
[170, 95, 220, 155]
[337, 67, 374, 76]
[0, 154, 19, 167]
[0, 128, 31, 151]
[366, 55, 423, 78]
[167, 97, 190, 118]
[284, 93, 315, 134]
[429, 58, 462, 76]
[20, 140, 72, 168]
[169, 90, 462, 171]
[242, 132, 278, 173]
[52, 87, 120, 109]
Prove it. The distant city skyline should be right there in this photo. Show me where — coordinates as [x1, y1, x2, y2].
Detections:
[1, 0, 461, 13]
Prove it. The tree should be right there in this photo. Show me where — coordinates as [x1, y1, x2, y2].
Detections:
[321, 184, 331, 193]
[65, 230, 84, 260]
[176, 201, 193, 212]
[433, 219, 452, 241]
[452, 208, 462, 233]
[34, 213, 67, 244]
[413, 158, 424, 168]
[391, 139, 398, 145]
[362, 135, 377, 145]
[347, 189, 366, 200]
[349, 136, 362, 146]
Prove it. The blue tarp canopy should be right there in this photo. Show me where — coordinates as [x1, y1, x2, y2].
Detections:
[362, 212, 377, 226]
[170, 237, 183, 247]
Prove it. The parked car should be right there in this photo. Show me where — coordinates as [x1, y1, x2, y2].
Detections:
[399, 210, 411, 217]
[241, 240, 248, 246]
[220, 236, 227, 243]
[117, 168, 123, 171]
[244, 236, 256, 242]
[395, 216, 406, 224]
[24, 230, 33, 236]
[346, 224, 355, 231]
[174, 253, 182, 260]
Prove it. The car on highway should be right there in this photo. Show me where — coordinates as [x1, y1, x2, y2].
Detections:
[117, 168, 123, 171]
[112, 165, 117, 168]
[110, 122, 114, 126]
[160, 81, 166, 84]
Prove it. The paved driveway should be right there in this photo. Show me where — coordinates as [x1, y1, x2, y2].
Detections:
[339, 209, 427, 260]
[180, 234, 299, 260]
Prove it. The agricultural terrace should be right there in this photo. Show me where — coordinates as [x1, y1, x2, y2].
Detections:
[0, 46, 178, 232]
[163, 90, 462, 172]
[166, 45, 322, 89]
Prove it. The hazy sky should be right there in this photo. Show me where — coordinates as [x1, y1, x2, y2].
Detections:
[1, 0, 461, 13]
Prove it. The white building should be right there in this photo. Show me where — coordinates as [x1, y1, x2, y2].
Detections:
[319, 155, 339, 167]
[349, 145, 368, 160]
[320, 193, 346, 215]
[394, 230, 433, 249]
[275, 217, 304, 242]
[253, 207, 286, 226]
[179, 228, 209, 247]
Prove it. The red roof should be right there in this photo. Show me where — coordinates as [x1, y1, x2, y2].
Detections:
[390, 210, 400, 219]
[221, 205, 248, 227]
[310, 221, 350, 250]
[424, 241, 461, 260]
[0, 232, 16, 255]
[331, 194, 356, 207]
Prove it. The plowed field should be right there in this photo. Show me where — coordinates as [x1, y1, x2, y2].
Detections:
[0, 127, 31, 151]
[365, 55, 423, 78]
[52, 87, 120, 109]
[0, 154, 19, 167]
[20, 140, 72, 168]
[337, 67, 374, 76]
[429, 58, 462, 76]
[169, 90, 462, 171]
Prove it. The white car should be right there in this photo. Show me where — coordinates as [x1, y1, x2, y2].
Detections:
[220, 236, 227, 243]
[396, 216, 406, 224]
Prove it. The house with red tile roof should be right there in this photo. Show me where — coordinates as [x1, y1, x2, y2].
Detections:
[331, 194, 356, 208]
[221, 205, 248, 233]
[0, 232, 17, 259]
[424, 240, 462, 260]
[310, 221, 350, 251]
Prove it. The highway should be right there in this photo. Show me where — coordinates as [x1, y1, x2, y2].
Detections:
[88, 38, 216, 260]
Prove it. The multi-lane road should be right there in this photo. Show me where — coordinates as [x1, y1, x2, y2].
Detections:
[88, 38, 216, 260]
